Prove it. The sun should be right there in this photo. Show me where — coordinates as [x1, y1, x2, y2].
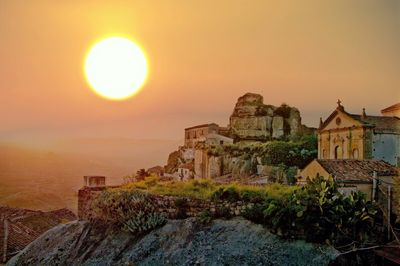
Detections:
[84, 37, 148, 100]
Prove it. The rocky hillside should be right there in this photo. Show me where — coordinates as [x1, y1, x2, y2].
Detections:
[229, 93, 314, 141]
[8, 217, 338, 266]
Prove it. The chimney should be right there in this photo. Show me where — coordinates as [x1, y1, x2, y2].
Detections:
[319, 117, 323, 128]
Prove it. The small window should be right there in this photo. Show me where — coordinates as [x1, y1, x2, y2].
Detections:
[220, 140, 224, 145]
[322, 149, 327, 159]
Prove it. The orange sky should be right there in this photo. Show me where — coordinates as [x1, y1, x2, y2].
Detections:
[0, 0, 399, 143]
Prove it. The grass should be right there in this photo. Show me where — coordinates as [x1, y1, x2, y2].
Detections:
[119, 175, 298, 202]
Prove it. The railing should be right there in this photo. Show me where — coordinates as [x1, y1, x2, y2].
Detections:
[374, 174, 398, 242]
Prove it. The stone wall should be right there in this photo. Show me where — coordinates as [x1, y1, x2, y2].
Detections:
[78, 187, 254, 221]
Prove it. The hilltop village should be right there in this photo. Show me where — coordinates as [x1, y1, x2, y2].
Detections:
[8, 93, 400, 265]
[144, 93, 400, 199]
[159, 93, 316, 182]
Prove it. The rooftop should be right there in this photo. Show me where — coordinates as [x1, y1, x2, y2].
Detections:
[381, 102, 400, 114]
[316, 159, 399, 183]
[185, 123, 219, 131]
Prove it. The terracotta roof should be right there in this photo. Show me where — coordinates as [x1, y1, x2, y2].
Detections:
[319, 106, 400, 133]
[0, 207, 76, 263]
[349, 114, 400, 133]
[381, 103, 400, 113]
[317, 159, 399, 183]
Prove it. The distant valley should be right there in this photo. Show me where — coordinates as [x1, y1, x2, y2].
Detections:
[0, 138, 180, 212]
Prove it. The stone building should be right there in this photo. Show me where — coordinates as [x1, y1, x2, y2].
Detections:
[184, 123, 219, 148]
[83, 176, 106, 187]
[318, 101, 400, 166]
[297, 159, 399, 200]
[175, 162, 194, 181]
[184, 123, 233, 148]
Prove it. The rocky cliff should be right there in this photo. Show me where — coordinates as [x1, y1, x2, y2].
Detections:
[8, 217, 338, 266]
[229, 93, 314, 141]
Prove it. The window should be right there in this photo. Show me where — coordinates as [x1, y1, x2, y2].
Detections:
[322, 149, 327, 159]
[352, 148, 359, 159]
[220, 140, 224, 145]
[334, 146, 343, 159]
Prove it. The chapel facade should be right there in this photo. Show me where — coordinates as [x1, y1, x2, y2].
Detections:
[318, 101, 400, 166]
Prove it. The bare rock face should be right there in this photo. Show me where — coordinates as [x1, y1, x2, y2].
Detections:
[164, 150, 181, 174]
[7, 218, 339, 266]
[229, 93, 312, 141]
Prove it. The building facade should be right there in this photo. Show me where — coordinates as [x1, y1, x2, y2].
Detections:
[184, 123, 233, 148]
[318, 101, 400, 166]
[297, 159, 398, 200]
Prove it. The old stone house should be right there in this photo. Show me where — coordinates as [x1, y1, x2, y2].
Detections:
[184, 123, 233, 148]
[318, 101, 400, 166]
[83, 176, 106, 187]
[175, 162, 194, 180]
[297, 159, 399, 200]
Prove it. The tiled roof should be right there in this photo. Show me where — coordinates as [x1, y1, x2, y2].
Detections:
[0, 207, 76, 263]
[381, 103, 400, 113]
[185, 123, 219, 131]
[317, 159, 399, 183]
[319, 105, 400, 134]
[349, 114, 400, 133]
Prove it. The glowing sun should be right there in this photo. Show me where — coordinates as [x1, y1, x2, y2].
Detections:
[84, 37, 148, 100]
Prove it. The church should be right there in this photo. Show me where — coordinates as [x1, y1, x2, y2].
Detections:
[297, 101, 400, 199]
[318, 101, 400, 166]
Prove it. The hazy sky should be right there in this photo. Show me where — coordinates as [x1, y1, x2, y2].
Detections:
[1, 0, 399, 143]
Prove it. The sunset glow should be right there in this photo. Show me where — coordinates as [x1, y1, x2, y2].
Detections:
[84, 37, 148, 100]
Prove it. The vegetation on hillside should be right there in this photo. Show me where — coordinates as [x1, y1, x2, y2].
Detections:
[122, 175, 296, 201]
[205, 135, 317, 183]
[93, 175, 380, 252]
[208, 135, 316, 168]
[243, 175, 379, 248]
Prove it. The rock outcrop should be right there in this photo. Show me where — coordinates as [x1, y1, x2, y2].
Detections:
[229, 93, 313, 141]
[8, 217, 339, 266]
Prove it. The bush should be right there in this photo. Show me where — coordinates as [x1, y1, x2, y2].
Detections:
[123, 211, 166, 234]
[211, 187, 241, 202]
[244, 175, 379, 248]
[92, 189, 166, 234]
[198, 210, 213, 224]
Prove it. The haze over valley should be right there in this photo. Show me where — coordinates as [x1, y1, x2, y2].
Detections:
[0, 138, 179, 212]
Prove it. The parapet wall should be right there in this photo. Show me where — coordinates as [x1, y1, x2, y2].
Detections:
[78, 186, 254, 220]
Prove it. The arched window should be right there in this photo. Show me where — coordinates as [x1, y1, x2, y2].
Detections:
[334, 146, 343, 159]
[322, 149, 327, 159]
[352, 148, 359, 159]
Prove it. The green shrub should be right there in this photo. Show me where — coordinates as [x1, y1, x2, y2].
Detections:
[244, 175, 379, 247]
[198, 210, 213, 224]
[174, 198, 188, 219]
[211, 187, 241, 202]
[123, 211, 166, 234]
[92, 189, 166, 234]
